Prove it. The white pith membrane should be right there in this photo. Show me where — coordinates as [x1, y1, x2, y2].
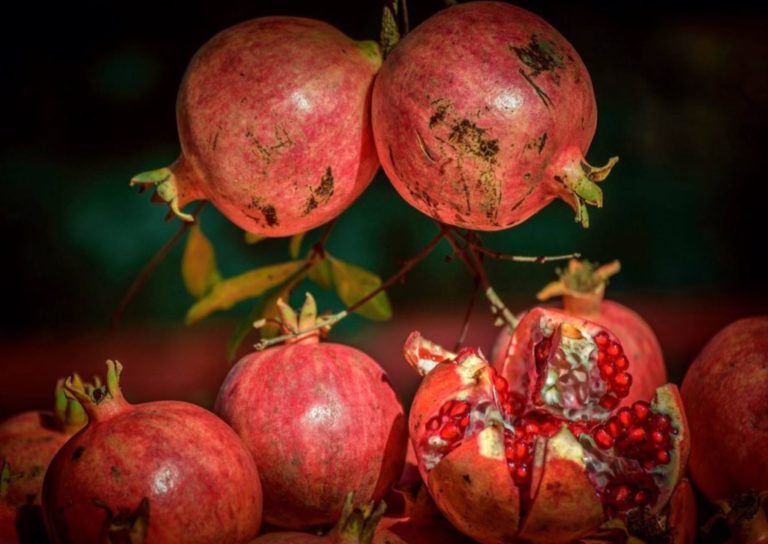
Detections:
[408, 326, 683, 530]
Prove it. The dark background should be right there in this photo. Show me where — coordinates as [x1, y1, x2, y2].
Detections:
[1, 0, 767, 415]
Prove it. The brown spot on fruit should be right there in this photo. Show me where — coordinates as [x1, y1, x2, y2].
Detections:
[303, 167, 335, 216]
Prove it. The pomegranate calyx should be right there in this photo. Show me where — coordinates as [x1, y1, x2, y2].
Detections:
[63, 360, 129, 422]
[550, 153, 618, 228]
[331, 492, 386, 544]
[130, 166, 195, 222]
[274, 292, 324, 345]
[54, 377, 87, 434]
[354, 40, 383, 68]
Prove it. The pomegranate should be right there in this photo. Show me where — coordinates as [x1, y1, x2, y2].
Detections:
[372, 1, 617, 230]
[251, 493, 385, 544]
[132, 17, 381, 236]
[0, 379, 86, 508]
[682, 317, 768, 538]
[215, 294, 408, 529]
[492, 260, 667, 406]
[42, 360, 263, 543]
[405, 308, 689, 543]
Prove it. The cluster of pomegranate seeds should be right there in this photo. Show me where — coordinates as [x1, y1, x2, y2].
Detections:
[426, 399, 472, 453]
[592, 400, 675, 472]
[504, 412, 591, 488]
[594, 331, 632, 410]
[492, 371, 525, 419]
[602, 473, 660, 517]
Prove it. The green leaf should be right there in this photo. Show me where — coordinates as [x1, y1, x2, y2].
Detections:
[182, 222, 220, 298]
[329, 257, 392, 321]
[308, 258, 334, 290]
[244, 232, 265, 245]
[226, 300, 265, 363]
[186, 261, 304, 324]
[289, 232, 305, 259]
[380, 5, 401, 57]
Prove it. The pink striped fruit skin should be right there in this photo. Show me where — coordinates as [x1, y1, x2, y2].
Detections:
[171, 17, 381, 236]
[42, 399, 263, 543]
[216, 342, 408, 529]
[373, 2, 611, 231]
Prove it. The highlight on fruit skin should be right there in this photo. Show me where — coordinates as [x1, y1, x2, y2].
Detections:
[132, 16, 383, 237]
[372, 1, 618, 231]
[403, 314, 689, 544]
[41, 360, 264, 544]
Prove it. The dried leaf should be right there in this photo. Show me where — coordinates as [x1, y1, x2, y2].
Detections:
[186, 261, 303, 324]
[182, 223, 220, 298]
[329, 257, 392, 321]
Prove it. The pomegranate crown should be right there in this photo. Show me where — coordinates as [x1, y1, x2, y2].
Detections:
[63, 360, 128, 421]
[538, 259, 621, 300]
[330, 492, 387, 544]
[54, 376, 88, 434]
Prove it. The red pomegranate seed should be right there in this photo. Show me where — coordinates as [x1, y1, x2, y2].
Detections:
[628, 427, 646, 442]
[651, 430, 666, 445]
[633, 490, 648, 505]
[606, 417, 622, 438]
[656, 450, 670, 464]
[597, 350, 607, 364]
[614, 356, 628, 370]
[613, 372, 631, 388]
[514, 465, 528, 483]
[515, 441, 528, 460]
[449, 401, 470, 418]
[494, 375, 509, 393]
[599, 394, 619, 410]
[459, 415, 470, 429]
[617, 408, 633, 428]
[600, 363, 616, 378]
[632, 401, 650, 422]
[607, 342, 621, 357]
[643, 460, 655, 470]
[594, 332, 610, 347]
[524, 422, 540, 435]
[427, 416, 441, 431]
[439, 400, 455, 416]
[614, 485, 630, 504]
[594, 427, 614, 449]
[440, 422, 462, 441]
[655, 415, 671, 431]
[505, 444, 515, 459]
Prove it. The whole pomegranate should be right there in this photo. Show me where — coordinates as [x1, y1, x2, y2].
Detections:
[492, 260, 667, 407]
[251, 493, 385, 544]
[132, 17, 381, 236]
[406, 307, 689, 543]
[42, 360, 263, 544]
[0, 379, 86, 507]
[682, 317, 768, 502]
[215, 294, 408, 529]
[372, 1, 617, 230]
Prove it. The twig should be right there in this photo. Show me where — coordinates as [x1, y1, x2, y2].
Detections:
[311, 218, 337, 258]
[111, 202, 206, 328]
[441, 225, 519, 330]
[402, 0, 410, 34]
[255, 228, 447, 350]
[452, 229, 580, 263]
[454, 275, 480, 351]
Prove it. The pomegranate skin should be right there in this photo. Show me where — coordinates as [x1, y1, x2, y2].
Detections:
[681, 316, 768, 502]
[134, 17, 381, 236]
[372, 2, 616, 231]
[216, 342, 408, 529]
[42, 362, 262, 544]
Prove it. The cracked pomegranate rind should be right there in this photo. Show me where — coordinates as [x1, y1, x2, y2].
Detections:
[406, 320, 689, 543]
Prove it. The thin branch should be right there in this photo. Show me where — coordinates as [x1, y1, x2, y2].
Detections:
[311, 218, 338, 258]
[255, 228, 447, 350]
[111, 202, 206, 329]
[452, 229, 580, 263]
[402, 0, 410, 34]
[441, 224, 519, 330]
[454, 275, 480, 351]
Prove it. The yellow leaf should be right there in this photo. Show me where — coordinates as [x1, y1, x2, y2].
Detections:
[329, 257, 392, 321]
[289, 232, 305, 259]
[244, 232, 265, 245]
[182, 223, 220, 299]
[186, 261, 303, 324]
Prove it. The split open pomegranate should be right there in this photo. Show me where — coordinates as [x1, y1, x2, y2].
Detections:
[405, 308, 689, 543]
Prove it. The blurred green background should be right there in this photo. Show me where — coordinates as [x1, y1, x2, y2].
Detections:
[1, 1, 766, 382]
